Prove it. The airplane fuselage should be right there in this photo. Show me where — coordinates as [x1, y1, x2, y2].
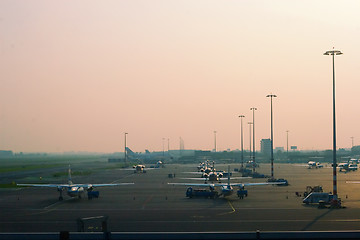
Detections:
[66, 186, 85, 198]
[134, 165, 146, 173]
[204, 172, 224, 182]
[220, 185, 234, 197]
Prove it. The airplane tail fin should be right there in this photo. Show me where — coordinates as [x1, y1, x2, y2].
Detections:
[68, 165, 73, 185]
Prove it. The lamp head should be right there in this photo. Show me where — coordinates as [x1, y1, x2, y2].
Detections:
[324, 50, 343, 55]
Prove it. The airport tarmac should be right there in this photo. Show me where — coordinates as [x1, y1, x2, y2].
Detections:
[2, 162, 360, 232]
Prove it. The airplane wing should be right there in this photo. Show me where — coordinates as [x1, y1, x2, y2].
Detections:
[230, 182, 287, 187]
[168, 183, 216, 187]
[84, 183, 134, 187]
[168, 181, 286, 187]
[220, 177, 252, 180]
[118, 168, 155, 171]
[17, 184, 70, 188]
[180, 177, 251, 181]
[182, 172, 204, 174]
[17, 183, 134, 188]
[180, 178, 208, 180]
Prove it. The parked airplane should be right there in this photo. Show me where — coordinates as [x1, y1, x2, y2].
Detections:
[338, 163, 358, 172]
[181, 174, 250, 183]
[183, 165, 250, 183]
[119, 164, 155, 173]
[197, 160, 215, 174]
[169, 166, 285, 198]
[133, 164, 146, 173]
[154, 161, 164, 168]
[17, 166, 134, 200]
[308, 161, 323, 169]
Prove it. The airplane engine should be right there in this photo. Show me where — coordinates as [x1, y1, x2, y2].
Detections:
[218, 173, 223, 178]
[87, 185, 94, 192]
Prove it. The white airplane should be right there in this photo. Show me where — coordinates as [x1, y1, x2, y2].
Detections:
[182, 165, 250, 183]
[180, 174, 250, 183]
[169, 166, 285, 198]
[308, 161, 323, 169]
[17, 166, 134, 201]
[118, 164, 156, 173]
[338, 163, 358, 172]
[197, 160, 215, 174]
[133, 164, 147, 173]
[155, 161, 164, 168]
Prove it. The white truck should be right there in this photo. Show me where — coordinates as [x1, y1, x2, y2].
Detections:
[303, 192, 334, 204]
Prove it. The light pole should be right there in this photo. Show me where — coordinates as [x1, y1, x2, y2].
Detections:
[286, 130, 289, 161]
[162, 138, 165, 157]
[250, 107, 257, 172]
[248, 122, 253, 162]
[124, 132, 128, 162]
[324, 48, 342, 201]
[351, 137, 354, 148]
[214, 131, 217, 152]
[238, 115, 245, 168]
[266, 94, 277, 179]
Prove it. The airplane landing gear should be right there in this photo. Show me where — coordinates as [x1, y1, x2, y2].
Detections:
[58, 187, 64, 201]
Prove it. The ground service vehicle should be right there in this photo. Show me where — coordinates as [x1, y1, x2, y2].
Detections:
[87, 191, 99, 200]
[303, 192, 334, 204]
[186, 187, 218, 198]
[237, 189, 248, 199]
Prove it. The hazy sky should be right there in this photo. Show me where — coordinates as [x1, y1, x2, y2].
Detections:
[1, 1, 360, 153]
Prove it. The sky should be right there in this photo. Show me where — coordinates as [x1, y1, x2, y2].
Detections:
[1, 0, 360, 153]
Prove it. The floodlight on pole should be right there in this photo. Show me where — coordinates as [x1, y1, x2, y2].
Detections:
[238, 115, 245, 168]
[248, 122, 253, 161]
[124, 132, 128, 162]
[250, 108, 257, 172]
[286, 130, 289, 161]
[214, 131, 217, 152]
[162, 138, 165, 157]
[323, 48, 343, 200]
[266, 94, 277, 179]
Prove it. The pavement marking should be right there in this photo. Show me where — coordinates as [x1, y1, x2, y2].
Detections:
[26, 198, 73, 216]
[217, 199, 236, 215]
[44, 201, 64, 210]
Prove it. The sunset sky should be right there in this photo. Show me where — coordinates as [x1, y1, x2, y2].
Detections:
[1, 1, 360, 153]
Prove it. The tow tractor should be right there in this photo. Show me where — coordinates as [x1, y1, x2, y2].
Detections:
[186, 187, 218, 199]
[302, 192, 335, 205]
[237, 188, 248, 199]
[87, 191, 99, 200]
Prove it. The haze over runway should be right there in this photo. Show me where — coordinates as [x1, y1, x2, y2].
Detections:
[1, 1, 360, 153]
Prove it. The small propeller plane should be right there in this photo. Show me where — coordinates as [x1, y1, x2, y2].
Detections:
[118, 164, 156, 173]
[182, 166, 250, 183]
[308, 161, 323, 169]
[180, 174, 250, 183]
[339, 163, 358, 172]
[169, 166, 286, 198]
[184, 162, 250, 183]
[17, 166, 134, 201]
